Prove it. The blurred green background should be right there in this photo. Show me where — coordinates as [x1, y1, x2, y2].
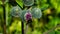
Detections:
[0, 0, 60, 34]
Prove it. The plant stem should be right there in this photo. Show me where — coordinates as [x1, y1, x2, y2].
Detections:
[43, 24, 60, 34]
[22, 21, 24, 34]
[2, 0, 6, 34]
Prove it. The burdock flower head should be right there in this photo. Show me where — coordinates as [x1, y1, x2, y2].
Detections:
[31, 7, 42, 19]
[10, 6, 22, 17]
[23, 0, 34, 6]
[24, 10, 32, 21]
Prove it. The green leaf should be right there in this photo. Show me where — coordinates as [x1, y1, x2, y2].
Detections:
[55, 31, 60, 34]
[35, 0, 40, 5]
[50, 0, 58, 9]
[50, 0, 60, 13]
[16, 0, 23, 8]
[40, 4, 49, 10]
[0, 6, 3, 13]
[0, 1, 3, 5]
[48, 30, 55, 34]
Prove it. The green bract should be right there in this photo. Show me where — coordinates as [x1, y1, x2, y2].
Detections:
[10, 6, 22, 17]
[20, 10, 27, 21]
[23, 0, 34, 6]
[31, 8, 42, 18]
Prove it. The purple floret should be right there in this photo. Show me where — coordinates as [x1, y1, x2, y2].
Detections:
[25, 11, 32, 21]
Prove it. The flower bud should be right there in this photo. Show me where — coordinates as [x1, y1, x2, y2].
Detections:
[10, 6, 22, 17]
